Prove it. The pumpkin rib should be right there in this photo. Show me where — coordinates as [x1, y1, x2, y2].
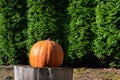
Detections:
[55, 43, 64, 66]
[30, 41, 44, 67]
[34, 41, 43, 67]
[49, 41, 57, 67]
[46, 41, 53, 66]
[51, 44, 58, 66]
[37, 41, 47, 67]
[47, 42, 63, 67]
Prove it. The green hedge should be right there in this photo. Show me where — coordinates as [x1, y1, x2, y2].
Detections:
[92, 0, 120, 67]
[67, 0, 98, 67]
[27, 0, 69, 54]
[0, 0, 120, 68]
[28, 0, 59, 48]
[0, 0, 27, 65]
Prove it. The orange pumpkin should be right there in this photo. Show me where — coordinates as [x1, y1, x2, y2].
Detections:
[29, 39, 64, 67]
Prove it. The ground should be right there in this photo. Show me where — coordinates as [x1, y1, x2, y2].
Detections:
[0, 65, 14, 80]
[0, 65, 120, 80]
[73, 68, 120, 80]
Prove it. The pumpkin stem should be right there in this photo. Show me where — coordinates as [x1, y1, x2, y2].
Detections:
[47, 38, 50, 40]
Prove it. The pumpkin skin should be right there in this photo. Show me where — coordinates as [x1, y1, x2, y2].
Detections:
[29, 39, 64, 68]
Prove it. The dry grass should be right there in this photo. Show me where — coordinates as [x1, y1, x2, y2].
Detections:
[73, 68, 120, 80]
[0, 65, 14, 80]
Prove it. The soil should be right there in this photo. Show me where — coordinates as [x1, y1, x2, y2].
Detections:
[0, 65, 14, 80]
[0, 65, 120, 80]
[73, 68, 120, 80]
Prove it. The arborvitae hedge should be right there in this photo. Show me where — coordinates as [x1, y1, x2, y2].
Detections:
[93, 0, 120, 67]
[0, 0, 120, 68]
[67, 0, 97, 67]
[27, 0, 68, 52]
[0, 0, 27, 65]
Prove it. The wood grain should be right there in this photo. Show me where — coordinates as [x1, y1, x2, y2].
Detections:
[14, 65, 73, 80]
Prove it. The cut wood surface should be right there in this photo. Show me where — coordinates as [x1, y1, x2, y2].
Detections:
[14, 65, 73, 80]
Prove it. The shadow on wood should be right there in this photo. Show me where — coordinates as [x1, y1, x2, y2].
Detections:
[14, 65, 73, 80]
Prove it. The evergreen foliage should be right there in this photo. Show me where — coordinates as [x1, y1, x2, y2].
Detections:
[93, 0, 120, 67]
[67, 0, 97, 67]
[27, 0, 68, 52]
[0, 0, 120, 67]
[0, 0, 27, 65]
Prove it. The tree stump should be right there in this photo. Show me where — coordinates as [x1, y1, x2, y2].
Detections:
[14, 65, 73, 80]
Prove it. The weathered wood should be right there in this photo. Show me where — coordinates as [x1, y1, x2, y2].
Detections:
[14, 65, 73, 80]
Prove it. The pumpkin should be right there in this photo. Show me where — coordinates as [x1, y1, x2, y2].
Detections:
[29, 39, 64, 67]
